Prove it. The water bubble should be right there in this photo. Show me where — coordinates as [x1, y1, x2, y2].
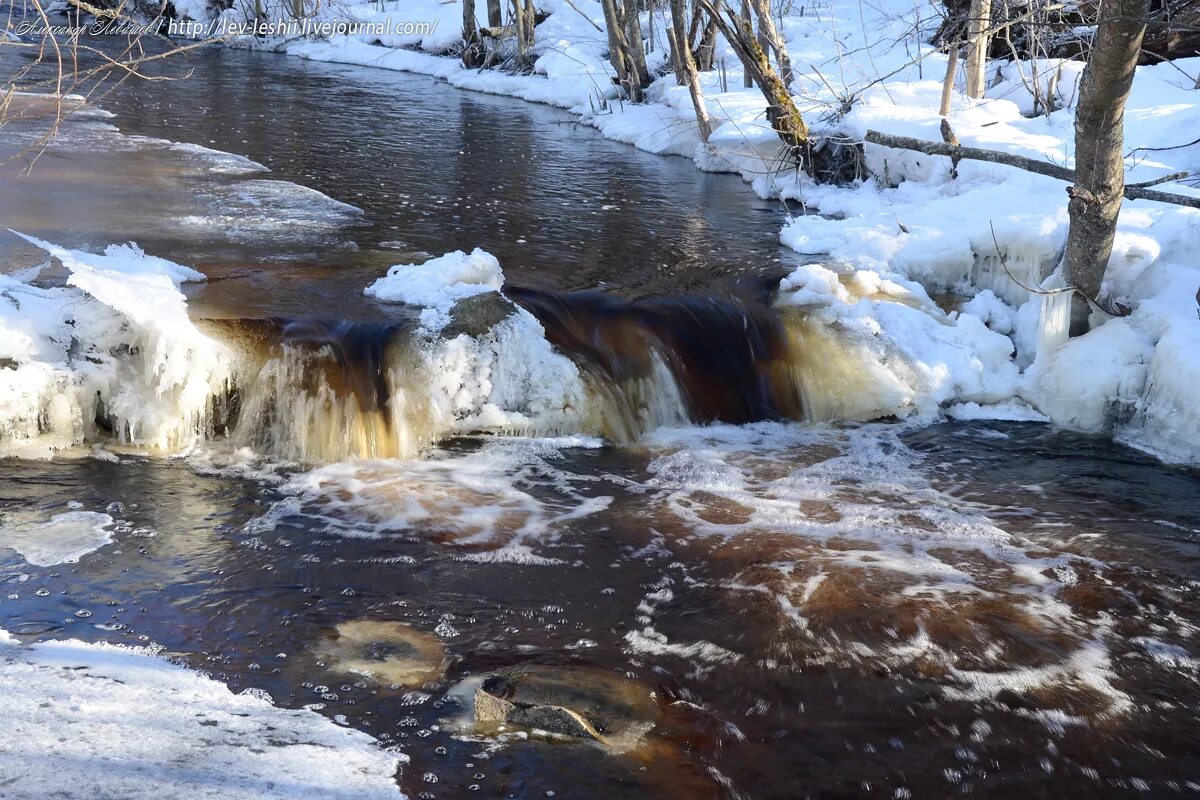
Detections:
[74, 609, 92, 618]
[422, 772, 438, 784]
[35, 589, 50, 597]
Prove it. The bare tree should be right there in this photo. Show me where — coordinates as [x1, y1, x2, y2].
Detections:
[739, 1, 753, 88]
[463, 0, 486, 67]
[1063, 0, 1153, 333]
[511, 0, 529, 64]
[697, 0, 810, 162]
[749, 0, 792, 86]
[964, 0, 991, 98]
[669, 0, 712, 141]
[487, 0, 503, 28]
[622, 0, 651, 92]
[599, 0, 649, 101]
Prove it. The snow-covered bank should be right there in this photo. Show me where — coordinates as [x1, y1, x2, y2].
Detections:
[201, 0, 1200, 464]
[0, 628, 405, 799]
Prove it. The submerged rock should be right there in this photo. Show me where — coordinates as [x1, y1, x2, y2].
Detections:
[315, 620, 446, 688]
[465, 665, 659, 750]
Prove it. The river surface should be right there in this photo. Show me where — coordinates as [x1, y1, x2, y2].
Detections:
[2, 44, 1200, 799]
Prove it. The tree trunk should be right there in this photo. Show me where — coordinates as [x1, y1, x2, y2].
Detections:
[670, 0, 713, 141]
[524, 0, 537, 52]
[964, 0, 991, 98]
[487, 0, 502, 28]
[695, 14, 719, 71]
[623, 0, 651, 92]
[740, 1, 753, 88]
[939, 47, 958, 115]
[512, 0, 529, 64]
[1063, 0, 1152, 333]
[864, 130, 1200, 209]
[698, 0, 809, 161]
[749, 0, 792, 86]
[463, 0, 485, 68]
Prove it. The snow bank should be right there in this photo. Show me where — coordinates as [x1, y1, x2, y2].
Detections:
[0, 629, 405, 799]
[0, 233, 233, 456]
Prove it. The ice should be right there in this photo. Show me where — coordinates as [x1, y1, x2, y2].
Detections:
[0, 629, 405, 799]
[0, 234, 233, 454]
[0, 511, 115, 566]
[365, 250, 594, 440]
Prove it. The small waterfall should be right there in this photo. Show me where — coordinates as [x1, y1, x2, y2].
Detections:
[214, 318, 438, 462]
[779, 310, 912, 423]
[508, 286, 804, 437]
[4, 268, 956, 462]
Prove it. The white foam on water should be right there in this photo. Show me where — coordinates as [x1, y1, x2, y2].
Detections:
[0, 628, 406, 799]
[247, 436, 611, 563]
[638, 421, 1132, 715]
[0, 511, 115, 566]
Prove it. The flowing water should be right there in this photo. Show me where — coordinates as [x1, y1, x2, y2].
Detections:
[2, 44, 1200, 799]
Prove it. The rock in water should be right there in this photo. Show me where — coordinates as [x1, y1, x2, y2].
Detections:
[468, 666, 659, 749]
[473, 686, 516, 723]
[315, 620, 446, 688]
[507, 704, 603, 740]
[442, 291, 517, 338]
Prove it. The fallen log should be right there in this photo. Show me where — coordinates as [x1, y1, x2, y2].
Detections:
[864, 130, 1200, 209]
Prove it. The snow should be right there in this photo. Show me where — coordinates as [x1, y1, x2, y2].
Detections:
[364, 248, 505, 332]
[0, 628, 405, 799]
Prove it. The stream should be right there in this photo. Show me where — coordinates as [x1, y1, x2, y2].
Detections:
[2, 44, 1200, 799]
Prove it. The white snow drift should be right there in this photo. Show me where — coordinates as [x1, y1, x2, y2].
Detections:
[0, 629, 405, 800]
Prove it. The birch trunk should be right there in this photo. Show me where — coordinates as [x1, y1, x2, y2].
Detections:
[1063, 0, 1152, 333]
[964, 0, 991, 98]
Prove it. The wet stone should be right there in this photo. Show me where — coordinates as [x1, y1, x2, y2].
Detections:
[442, 292, 517, 338]
[467, 666, 659, 750]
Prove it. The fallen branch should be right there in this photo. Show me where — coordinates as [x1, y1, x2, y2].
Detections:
[864, 130, 1200, 209]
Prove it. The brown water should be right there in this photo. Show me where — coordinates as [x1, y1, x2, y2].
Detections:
[2, 44, 1200, 800]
